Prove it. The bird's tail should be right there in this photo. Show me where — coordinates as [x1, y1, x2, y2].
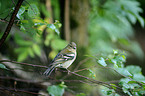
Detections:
[43, 65, 55, 76]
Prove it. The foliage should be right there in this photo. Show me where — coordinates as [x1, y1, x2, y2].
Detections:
[76, 93, 86, 96]
[45, 50, 145, 96]
[0, 0, 65, 61]
[14, 3, 64, 61]
[89, 0, 144, 59]
[97, 50, 145, 96]
[47, 82, 66, 96]
[0, 0, 145, 96]
[0, 64, 7, 69]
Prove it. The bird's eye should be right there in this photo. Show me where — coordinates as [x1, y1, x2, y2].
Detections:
[73, 47, 76, 49]
[69, 44, 76, 49]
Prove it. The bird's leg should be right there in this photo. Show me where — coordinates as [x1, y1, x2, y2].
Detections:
[55, 68, 58, 73]
[66, 69, 71, 74]
[56, 68, 71, 75]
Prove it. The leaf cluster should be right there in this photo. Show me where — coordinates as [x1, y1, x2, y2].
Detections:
[0, 1, 65, 61]
[97, 50, 145, 96]
[89, 0, 144, 59]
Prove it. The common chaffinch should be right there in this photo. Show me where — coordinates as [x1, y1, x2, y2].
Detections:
[44, 42, 77, 76]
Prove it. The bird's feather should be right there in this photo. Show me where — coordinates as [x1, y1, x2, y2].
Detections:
[43, 64, 56, 76]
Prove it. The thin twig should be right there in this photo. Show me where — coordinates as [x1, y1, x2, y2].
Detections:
[0, 76, 98, 86]
[24, 0, 37, 15]
[0, 87, 44, 95]
[11, 0, 16, 6]
[3, 1, 14, 20]
[101, 66, 145, 86]
[68, 70, 128, 95]
[0, 19, 9, 23]
[74, 58, 90, 71]
[0, 60, 48, 68]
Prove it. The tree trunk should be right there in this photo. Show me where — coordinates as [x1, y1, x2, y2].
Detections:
[69, 0, 89, 47]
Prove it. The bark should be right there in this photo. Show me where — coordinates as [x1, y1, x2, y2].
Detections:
[69, 0, 89, 46]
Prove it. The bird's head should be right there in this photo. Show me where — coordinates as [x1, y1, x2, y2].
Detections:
[67, 42, 77, 51]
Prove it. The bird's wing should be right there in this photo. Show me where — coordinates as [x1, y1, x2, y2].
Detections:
[51, 52, 75, 65]
[50, 52, 63, 63]
[62, 53, 75, 60]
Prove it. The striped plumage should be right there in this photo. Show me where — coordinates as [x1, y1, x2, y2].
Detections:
[44, 42, 77, 76]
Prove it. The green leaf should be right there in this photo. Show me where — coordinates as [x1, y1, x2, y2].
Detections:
[54, 20, 62, 28]
[28, 4, 40, 18]
[17, 6, 25, 20]
[15, 39, 33, 46]
[111, 54, 126, 68]
[47, 24, 56, 30]
[122, 87, 132, 95]
[44, 33, 54, 46]
[98, 57, 107, 66]
[47, 85, 64, 96]
[118, 39, 130, 45]
[21, 20, 28, 23]
[127, 12, 137, 24]
[113, 49, 118, 55]
[116, 68, 132, 77]
[126, 65, 141, 74]
[34, 22, 45, 26]
[15, 47, 25, 53]
[100, 86, 117, 96]
[114, 63, 118, 68]
[0, 64, 7, 69]
[128, 81, 137, 84]
[133, 74, 145, 82]
[138, 90, 145, 95]
[88, 69, 96, 79]
[18, 6, 25, 15]
[47, 82, 66, 96]
[130, 41, 144, 60]
[137, 15, 144, 27]
[76, 93, 86, 96]
[51, 39, 67, 50]
[120, 78, 131, 85]
[20, 25, 26, 31]
[28, 48, 35, 58]
[106, 90, 113, 95]
[111, 59, 117, 65]
[55, 28, 60, 35]
[47, 24, 60, 35]
[119, 0, 144, 27]
[17, 51, 28, 62]
[59, 82, 67, 88]
[120, 78, 141, 95]
[32, 44, 41, 56]
[110, 83, 117, 90]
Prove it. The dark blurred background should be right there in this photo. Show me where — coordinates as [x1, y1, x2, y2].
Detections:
[0, 0, 145, 95]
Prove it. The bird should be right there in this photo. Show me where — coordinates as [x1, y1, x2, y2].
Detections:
[43, 42, 77, 76]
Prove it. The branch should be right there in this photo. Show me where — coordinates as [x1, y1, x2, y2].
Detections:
[0, 19, 9, 23]
[0, 59, 46, 81]
[0, 60, 48, 68]
[0, 76, 95, 85]
[71, 71, 128, 95]
[0, 0, 24, 48]
[100, 66, 145, 86]
[0, 60, 130, 95]
[0, 87, 43, 95]
[73, 58, 90, 71]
